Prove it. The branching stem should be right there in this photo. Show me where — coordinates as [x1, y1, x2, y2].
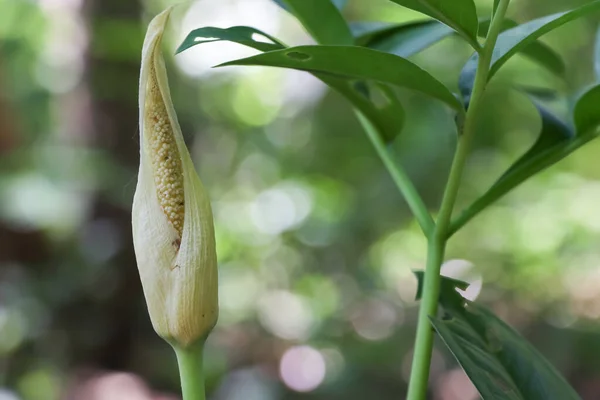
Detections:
[405, 1, 511, 399]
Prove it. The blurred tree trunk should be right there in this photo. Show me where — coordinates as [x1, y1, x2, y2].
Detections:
[70, 0, 147, 371]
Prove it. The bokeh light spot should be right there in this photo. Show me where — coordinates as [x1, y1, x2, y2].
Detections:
[435, 368, 479, 400]
[258, 290, 314, 340]
[17, 367, 61, 400]
[0, 389, 19, 400]
[351, 298, 399, 341]
[0, 307, 26, 355]
[279, 346, 326, 392]
[250, 183, 312, 235]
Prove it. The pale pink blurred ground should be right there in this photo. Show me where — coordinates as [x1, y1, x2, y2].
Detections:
[64, 371, 179, 400]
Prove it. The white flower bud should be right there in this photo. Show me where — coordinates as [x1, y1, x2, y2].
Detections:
[132, 7, 218, 347]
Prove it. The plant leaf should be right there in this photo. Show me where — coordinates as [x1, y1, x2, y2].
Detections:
[176, 26, 285, 54]
[595, 27, 600, 81]
[487, 2, 600, 77]
[428, 276, 581, 400]
[449, 102, 599, 235]
[413, 270, 468, 305]
[277, 0, 353, 45]
[321, 76, 406, 143]
[515, 85, 559, 101]
[351, 21, 397, 43]
[218, 45, 463, 111]
[274, 1, 407, 139]
[460, 1, 600, 98]
[353, 18, 564, 77]
[492, 0, 501, 17]
[574, 85, 600, 134]
[276, 1, 405, 141]
[352, 20, 454, 58]
[387, 0, 480, 49]
[477, 18, 565, 78]
[498, 104, 574, 178]
[177, 27, 405, 142]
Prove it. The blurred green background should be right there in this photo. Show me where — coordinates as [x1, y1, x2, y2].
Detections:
[1, 0, 600, 399]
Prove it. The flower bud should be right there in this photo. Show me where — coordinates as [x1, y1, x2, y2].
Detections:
[132, 7, 218, 347]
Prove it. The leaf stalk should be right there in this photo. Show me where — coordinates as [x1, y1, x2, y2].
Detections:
[356, 111, 434, 236]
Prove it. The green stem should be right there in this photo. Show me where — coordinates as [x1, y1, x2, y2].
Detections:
[405, 1, 511, 399]
[173, 343, 206, 400]
[355, 111, 434, 236]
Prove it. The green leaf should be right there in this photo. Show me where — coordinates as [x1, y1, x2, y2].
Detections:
[275, 2, 404, 141]
[492, 0, 501, 18]
[515, 85, 559, 101]
[353, 18, 564, 77]
[429, 277, 581, 400]
[494, 104, 573, 180]
[352, 20, 454, 58]
[276, 1, 405, 140]
[460, 1, 600, 97]
[574, 85, 600, 134]
[176, 26, 285, 54]
[387, 0, 480, 49]
[218, 45, 463, 111]
[277, 0, 353, 45]
[413, 270, 468, 306]
[595, 27, 600, 81]
[318, 77, 405, 143]
[449, 102, 599, 235]
[477, 18, 565, 78]
[488, 2, 600, 77]
[275, 2, 408, 141]
[177, 27, 405, 143]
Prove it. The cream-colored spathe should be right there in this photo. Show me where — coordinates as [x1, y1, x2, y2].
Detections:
[133, 7, 218, 347]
